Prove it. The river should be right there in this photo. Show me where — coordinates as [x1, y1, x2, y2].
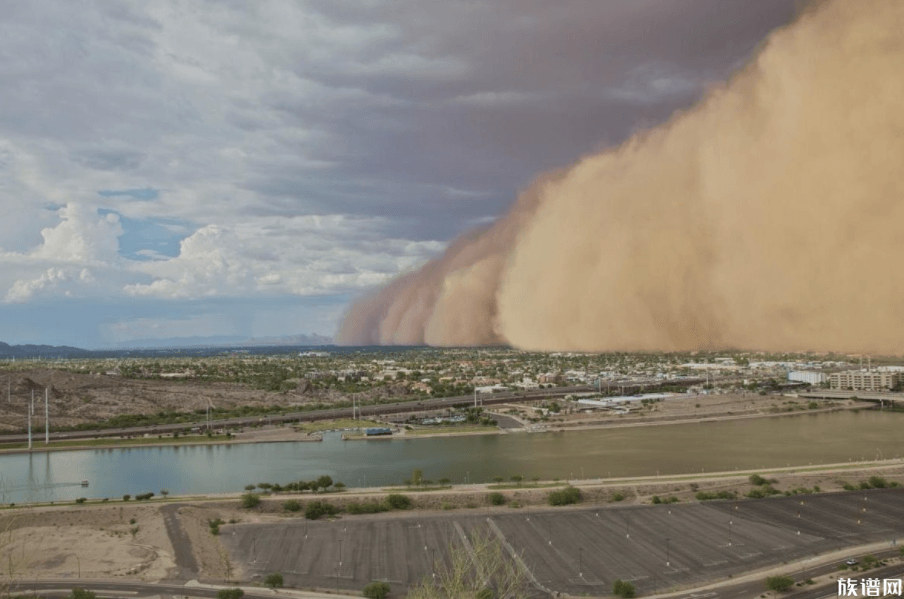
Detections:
[1, 410, 901, 503]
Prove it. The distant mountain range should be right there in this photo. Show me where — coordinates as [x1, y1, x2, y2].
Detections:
[108, 332, 334, 349]
[0, 333, 334, 356]
[0, 341, 91, 357]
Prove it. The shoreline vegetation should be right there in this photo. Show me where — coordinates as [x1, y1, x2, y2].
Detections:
[2, 456, 903, 513]
[0, 398, 873, 455]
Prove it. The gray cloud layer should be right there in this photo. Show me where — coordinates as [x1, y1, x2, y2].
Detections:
[339, 0, 904, 354]
[0, 0, 800, 344]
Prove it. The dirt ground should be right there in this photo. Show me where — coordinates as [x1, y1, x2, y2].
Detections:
[0, 503, 175, 580]
[0, 368, 414, 432]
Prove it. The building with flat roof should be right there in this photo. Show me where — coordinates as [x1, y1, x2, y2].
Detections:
[788, 371, 826, 385]
[828, 370, 901, 391]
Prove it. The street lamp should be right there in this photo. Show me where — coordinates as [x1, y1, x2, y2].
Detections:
[578, 547, 583, 578]
[728, 519, 733, 546]
[666, 538, 670, 567]
[626, 516, 630, 539]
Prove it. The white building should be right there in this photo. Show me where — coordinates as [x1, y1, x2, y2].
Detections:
[788, 371, 826, 385]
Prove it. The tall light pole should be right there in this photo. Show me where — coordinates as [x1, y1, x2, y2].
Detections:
[44, 387, 49, 444]
[27, 390, 33, 450]
[578, 547, 583, 578]
[666, 537, 670, 567]
[728, 519, 733, 546]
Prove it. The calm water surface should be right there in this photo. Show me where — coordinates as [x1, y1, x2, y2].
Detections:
[1, 410, 901, 503]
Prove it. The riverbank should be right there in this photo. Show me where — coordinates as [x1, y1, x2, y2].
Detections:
[3, 458, 904, 587]
[0, 427, 323, 455]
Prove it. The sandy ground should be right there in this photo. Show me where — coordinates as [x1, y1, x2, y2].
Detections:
[0, 503, 175, 580]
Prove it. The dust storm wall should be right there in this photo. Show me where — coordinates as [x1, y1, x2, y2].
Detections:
[338, 0, 904, 354]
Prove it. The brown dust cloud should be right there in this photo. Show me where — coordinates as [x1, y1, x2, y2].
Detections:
[337, 0, 904, 354]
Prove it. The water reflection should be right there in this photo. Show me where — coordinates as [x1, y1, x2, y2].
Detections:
[0, 410, 900, 504]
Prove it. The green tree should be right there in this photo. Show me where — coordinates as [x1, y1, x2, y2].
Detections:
[487, 492, 505, 506]
[362, 581, 392, 599]
[241, 493, 261, 509]
[412, 469, 423, 486]
[612, 579, 636, 598]
[765, 575, 795, 593]
[317, 475, 333, 490]
[263, 572, 284, 589]
[385, 494, 412, 510]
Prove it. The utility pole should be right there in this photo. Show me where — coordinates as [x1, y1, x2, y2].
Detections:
[7, 377, 10, 403]
[45, 387, 49, 444]
[28, 390, 33, 450]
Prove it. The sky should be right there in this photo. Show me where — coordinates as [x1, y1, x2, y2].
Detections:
[0, 0, 801, 348]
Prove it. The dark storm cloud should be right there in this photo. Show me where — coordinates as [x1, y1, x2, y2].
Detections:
[249, 0, 800, 237]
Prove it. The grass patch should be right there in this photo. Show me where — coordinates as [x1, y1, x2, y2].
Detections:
[405, 425, 498, 436]
[486, 481, 564, 490]
[294, 418, 383, 433]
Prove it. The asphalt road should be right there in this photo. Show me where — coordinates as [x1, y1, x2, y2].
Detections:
[220, 489, 904, 598]
[0, 378, 706, 444]
[7, 579, 358, 599]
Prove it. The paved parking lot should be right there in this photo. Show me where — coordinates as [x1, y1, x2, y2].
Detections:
[221, 489, 904, 597]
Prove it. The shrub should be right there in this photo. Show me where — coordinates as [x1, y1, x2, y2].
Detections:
[304, 500, 338, 520]
[216, 588, 245, 599]
[611, 492, 625, 502]
[69, 589, 98, 599]
[749, 474, 767, 486]
[263, 572, 283, 589]
[241, 493, 261, 509]
[476, 588, 495, 599]
[283, 500, 301, 512]
[868, 476, 888, 489]
[362, 581, 391, 599]
[842, 482, 856, 491]
[122, 494, 131, 501]
[613, 579, 636, 598]
[651, 496, 661, 504]
[765, 575, 795, 592]
[488, 492, 506, 506]
[548, 486, 582, 506]
[385, 494, 412, 510]
[346, 501, 387, 515]
[695, 490, 737, 501]
[75, 497, 87, 504]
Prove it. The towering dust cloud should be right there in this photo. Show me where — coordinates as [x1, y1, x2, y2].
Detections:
[338, 0, 904, 353]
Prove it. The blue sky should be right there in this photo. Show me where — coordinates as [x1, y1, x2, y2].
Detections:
[0, 0, 798, 348]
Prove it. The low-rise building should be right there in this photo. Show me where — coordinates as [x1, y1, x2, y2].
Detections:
[829, 370, 901, 391]
[788, 371, 826, 385]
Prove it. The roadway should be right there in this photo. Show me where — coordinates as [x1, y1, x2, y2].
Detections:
[0, 378, 706, 444]
[7, 579, 359, 599]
